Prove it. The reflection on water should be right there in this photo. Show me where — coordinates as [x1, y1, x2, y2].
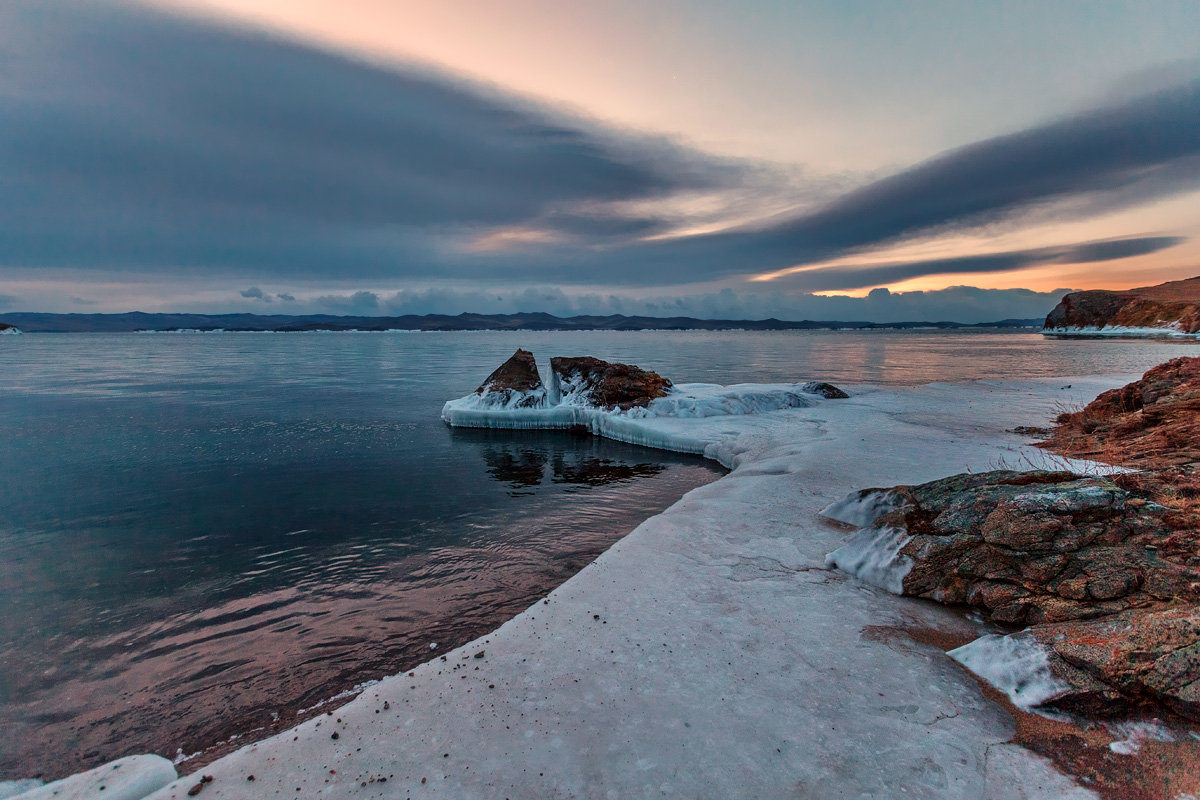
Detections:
[0, 338, 722, 779]
[455, 428, 667, 491]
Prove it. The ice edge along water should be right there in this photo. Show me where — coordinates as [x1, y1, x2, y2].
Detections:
[442, 381, 822, 467]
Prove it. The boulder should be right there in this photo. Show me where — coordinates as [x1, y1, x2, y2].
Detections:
[550, 356, 671, 409]
[825, 470, 1199, 626]
[828, 467, 1200, 719]
[1022, 607, 1200, 720]
[473, 349, 547, 408]
[800, 381, 849, 399]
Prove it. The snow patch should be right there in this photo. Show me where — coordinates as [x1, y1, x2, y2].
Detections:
[820, 489, 908, 528]
[824, 524, 913, 594]
[949, 633, 1072, 710]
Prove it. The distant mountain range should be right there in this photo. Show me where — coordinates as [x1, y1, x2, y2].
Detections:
[0, 311, 1044, 333]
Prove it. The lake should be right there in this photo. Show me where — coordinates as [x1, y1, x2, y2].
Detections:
[0, 329, 1192, 778]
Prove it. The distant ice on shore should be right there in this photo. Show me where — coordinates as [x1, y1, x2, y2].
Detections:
[1043, 324, 1200, 339]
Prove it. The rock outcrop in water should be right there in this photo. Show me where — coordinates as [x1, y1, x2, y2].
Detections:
[0, 322, 21, 335]
[1043, 276, 1200, 336]
[471, 349, 548, 408]
[477, 348, 543, 393]
[550, 356, 672, 410]
[825, 360, 1200, 721]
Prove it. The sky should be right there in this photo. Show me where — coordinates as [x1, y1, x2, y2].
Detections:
[1, 0, 1198, 321]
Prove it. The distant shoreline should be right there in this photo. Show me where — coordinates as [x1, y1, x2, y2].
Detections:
[0, 310, 1043, 334]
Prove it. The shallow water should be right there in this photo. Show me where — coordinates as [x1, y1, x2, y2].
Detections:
[0, 329, 1191, 777]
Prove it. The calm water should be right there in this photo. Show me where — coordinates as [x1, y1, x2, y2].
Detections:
[0, 329, 1192, 778]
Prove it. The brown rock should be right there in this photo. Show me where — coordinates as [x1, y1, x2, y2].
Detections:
[1028, 607, 1200, 720]
[476, 348, 543, 394]
[800, 381, 850, 399]
[834, 470, 1200, 626]
[550, 356, 672, 409]
[1043, 275, 1200, 334]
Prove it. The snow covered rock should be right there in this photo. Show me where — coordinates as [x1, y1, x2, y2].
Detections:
[799, 381, 849, 399]
[5, 755, 176, 800]
[549, 355, 671, 409]
[470, 348, 548, 408]
[0, 323, 21, 335]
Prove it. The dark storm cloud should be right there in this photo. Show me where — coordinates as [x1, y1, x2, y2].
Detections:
[239, 286, 269, 300]
[0, 0, 1196, 290]
[475, 79, 1200, 284]
[767, 235, 1186, 293]
[0, 0, 743, 276]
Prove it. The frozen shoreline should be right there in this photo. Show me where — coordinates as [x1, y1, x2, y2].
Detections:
[1043, 324, 1200, 339]
[12, 375, 1142, 799]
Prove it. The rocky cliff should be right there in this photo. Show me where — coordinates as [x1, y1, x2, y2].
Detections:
[1044, 276, 1200, 335]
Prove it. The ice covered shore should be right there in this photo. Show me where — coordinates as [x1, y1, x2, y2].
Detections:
[11, 374, 1143, 800]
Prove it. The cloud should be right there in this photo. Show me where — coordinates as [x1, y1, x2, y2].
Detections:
[239, 286, 270, 301]
[287, 284, 1065, 324]
[276, 293, 296, 302]
[0, 0, 1195, 294]
[472, 79, 1200, 284]
[0, 0, 748, 277]
[0, 294, 17, 309]
[763, 235, 1185, 292]
[315, 290, 380, 314]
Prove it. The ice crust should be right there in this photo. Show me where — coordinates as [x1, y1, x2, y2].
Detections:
[825, 524, 914, 594]
[0, 782, 42, 799]
[819, 488, 909, 527]
[25, 374, 1140, 799]
[948, 633, 1072, 709]
[442, 382, 818, 461]
[5, 756, 175, 800]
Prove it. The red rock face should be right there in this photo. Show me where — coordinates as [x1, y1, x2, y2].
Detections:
[550, 356, 672, 409]
[1044, 276, 1200, 333]
[864, 471, 1200, 628]
[476, 348, 543, 394]
[1044, 356, 1200, 471]
[1029, 607, 1200, 720]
